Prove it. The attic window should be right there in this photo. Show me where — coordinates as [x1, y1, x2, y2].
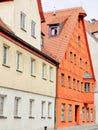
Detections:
[49, 24, 60, 37]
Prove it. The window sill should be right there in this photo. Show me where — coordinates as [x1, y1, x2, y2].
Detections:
[48, 117, 52, 119]
[29, 116, 35, 119]
[2, 64, 10, 68]
[16, 69, 23, 73]
[41, 116, 46, 119]
[31, 35, 36, 39]
[14, 116, 21, 119]
[49, 80, 53, 83]
[42, 77, 47, 80]
[21, 27, 27, 32]
[31, 74, 36, 78]
[0, 116, 7, 119]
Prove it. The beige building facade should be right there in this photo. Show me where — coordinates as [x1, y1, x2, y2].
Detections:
[0, 0, 44, 49]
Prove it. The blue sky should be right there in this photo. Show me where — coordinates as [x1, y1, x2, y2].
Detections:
[41, 0, 98, 20]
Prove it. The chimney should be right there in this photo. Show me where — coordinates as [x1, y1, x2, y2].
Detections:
[53, 6, 56, 16]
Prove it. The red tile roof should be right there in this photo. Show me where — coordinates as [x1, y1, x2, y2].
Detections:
[85, 19, 98, 33]
[41, 7, 86, 62]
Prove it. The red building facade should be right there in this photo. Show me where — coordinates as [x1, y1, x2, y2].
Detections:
[42, 7, 96, 128]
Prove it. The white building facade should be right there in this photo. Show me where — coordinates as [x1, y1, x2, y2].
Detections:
[85, 20, 98, 123]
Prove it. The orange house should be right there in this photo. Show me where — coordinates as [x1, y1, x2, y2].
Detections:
[42, 7, 96, 128]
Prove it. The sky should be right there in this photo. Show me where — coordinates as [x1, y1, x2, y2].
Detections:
[41, 0, 98, 20]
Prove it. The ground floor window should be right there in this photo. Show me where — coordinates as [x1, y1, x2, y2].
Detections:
[61, 103, 65, 122]
[82, 107, 85, 122]
[68, 104, 72, 121]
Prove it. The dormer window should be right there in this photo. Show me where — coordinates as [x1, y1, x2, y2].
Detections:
[49, 24, 60, 37]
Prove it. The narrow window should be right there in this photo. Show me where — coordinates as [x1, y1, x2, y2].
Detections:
[86, 108, 89, 122]
[68, 76, 71, 88]
[48, 102, 52, 118]
[16, 52, 22, 71]
[14, 97, 21, 118]
[81, 82, 83, 92]
[29, 99, 34, 118]
[31, 59, 36, 76]
[61, 73, 65, 87]
[68, 104, 72, 121]
[73, 78, 76, 90]
[41, 101, 46, 118]
[42, 63, 47, 79]
[84, 82, 90, 92]
[80, 58, 82, 68]
[70, 52, 73, 63]
[61, 103, 65, 122]
[74, 54, 76, 65]
[3, 45, 9, 66]
[49, 67, 53, 82]
[20, 12, 26, 30]
[0, 96, 5, 116]
[78, 36, 80, 46]
[31, 20, 36, 37]
[85, 61, 87, 70]
[77, 80, 80, 91]
[90, 109, 93, 121]
[82, 107, 85, 122]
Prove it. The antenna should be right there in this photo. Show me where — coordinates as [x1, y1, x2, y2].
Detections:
[53, 6, 56, 16]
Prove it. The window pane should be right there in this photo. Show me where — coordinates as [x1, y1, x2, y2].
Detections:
[20, 12, 26, 30]
[31, 21, 36, 37]
[0, 97, 4, 115]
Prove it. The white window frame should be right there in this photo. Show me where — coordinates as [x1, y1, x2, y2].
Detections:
[49, 66, 53, 82]
[14, 97, 21, 118]
[68, 104, 72, 121]
[31, 59, 36, 76]
[61, 103, 65, 122]
[31, 20, 36, 37]
[29, 99, 35, 118]
[0, 95, 6, 117]
[3, 44, 9, 66]
[16, 51, 22, 72]
[20, 12, 26, 30]
[48, 102, 52, 118]
[41, 101, 46, 118]
[42, 63, 47, 80]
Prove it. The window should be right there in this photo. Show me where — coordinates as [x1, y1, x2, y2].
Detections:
[74, 54, 76, 65]
[14, 97, 21, 118]
[29, 99, 35, 118]
[49, 24, 60, 37]
[68, 76, 71, 88]
[61, 103, 65, 122]
[16, 51, 22, 71]
[61, 73, 65, 87]
[84, 82, 90, 92]
[68, 104, 72, 121]
[78, 36, 80, 46]
[80, 58, 82, 68]
[81, 82, 83, 92]
[82, 107, 85, 122]
[3, 45, 9, 66]
[48, 102, 52, 118]
[85, 61, 87, 70]
[41, 33, 44, 47]
[70, 52, 73, 63]
[86, 108, 89, 122]
[41, 101, 46, 118]
[73, 78, 76, 90]
[31, 20, 36, 37]
[77, 80, 80, 91]
[20, 12, 26, 30]
[90, 109, 93, 121]
[49, 67, 53, 82]
[42, 63, 47, 79]
[0, 95, 6, 117]
[31, 59, 36, 76]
